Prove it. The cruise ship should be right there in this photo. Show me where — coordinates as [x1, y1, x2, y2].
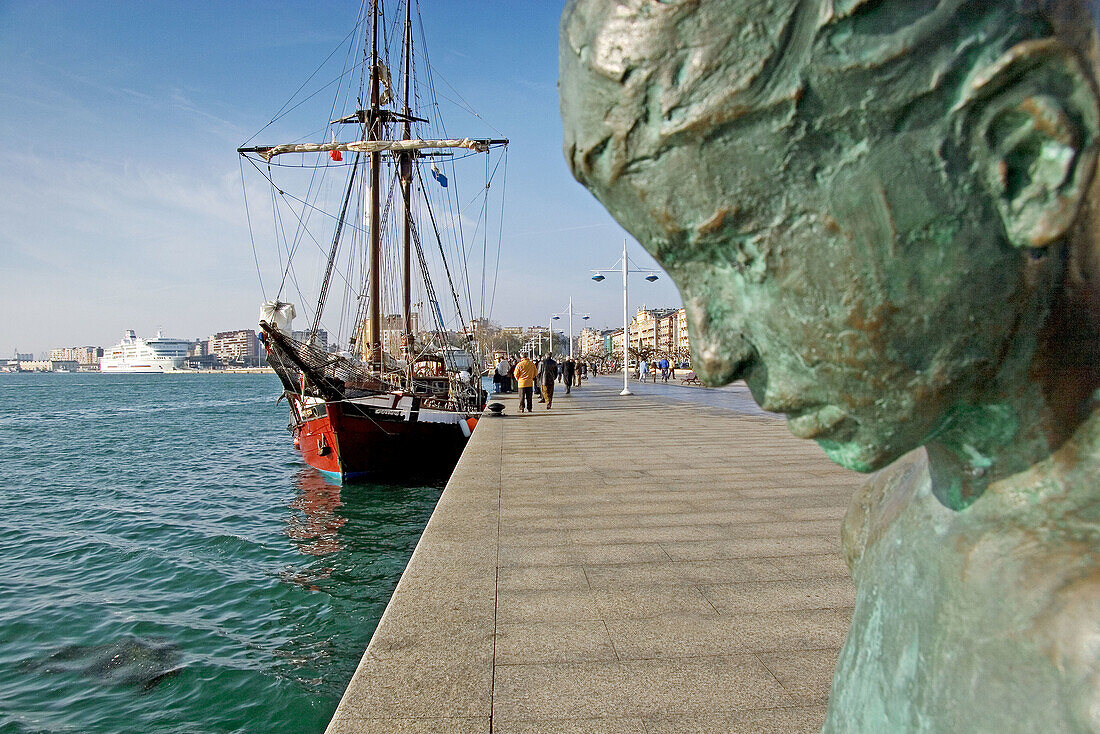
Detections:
[100, 330, 191, 373]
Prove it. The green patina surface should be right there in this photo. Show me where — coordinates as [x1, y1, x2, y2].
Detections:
[560, 1, 1100, 731]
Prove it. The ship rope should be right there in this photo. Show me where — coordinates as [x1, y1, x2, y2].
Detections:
[239, 155, 268, 302]
[239, 22, 365, 149]
[242, 157, 362, 308]
[412, 13, 474, 327]
[487, 147, 508, 321]
[414, 163, 466, 329]
[350, 169, 399, 357]
[309, 152, 361, 345]
[243, 0, 507, 396]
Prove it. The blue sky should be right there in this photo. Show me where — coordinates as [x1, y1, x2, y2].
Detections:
[0, 1, 683, 357]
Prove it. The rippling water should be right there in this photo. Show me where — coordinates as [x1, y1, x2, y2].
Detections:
[0, 373, 443, 733]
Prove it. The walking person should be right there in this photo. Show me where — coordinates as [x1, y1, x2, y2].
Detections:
[494, 354, 509, 393]
[562, 357, 576, 394]
[659, 356, 670, 382]
[504, 355, 516, 392]
[536, 354, 545, 402]
[540, 354, 558, 409]
[513, 353, 536, 413]
[640, 359, 648, 381]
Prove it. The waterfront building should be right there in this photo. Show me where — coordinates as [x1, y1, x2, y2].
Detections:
[578, 327, 604, 357]
[208, 330, 260, 366]
[498, 325, 527, 341]
[291, 329, 330, 352]
[49, 346, 103, 366]
[628, 307, 677, 355]
[672, 307, 690, 357]
[466, 317, 491, 333]
[608, 328, 624, 355]
[184, 354, 221, 370]
[624, 307, 691, 363]
[17, 360, 79, 372]
[358, 315, 418, 359]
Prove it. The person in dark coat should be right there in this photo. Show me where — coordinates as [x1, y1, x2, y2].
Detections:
[539, 355, 558, 409]
[562, 358, 576, 394]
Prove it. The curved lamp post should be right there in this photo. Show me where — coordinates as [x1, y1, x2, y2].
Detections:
[591, 239, 659, 396]
[552, 297, 591, 358]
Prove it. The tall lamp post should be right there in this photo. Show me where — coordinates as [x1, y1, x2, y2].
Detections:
[552, 297, 591, 358]
[591, 239, 659, 396]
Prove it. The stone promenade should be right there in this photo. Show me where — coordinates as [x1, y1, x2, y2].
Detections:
[325, 377, 863, 733]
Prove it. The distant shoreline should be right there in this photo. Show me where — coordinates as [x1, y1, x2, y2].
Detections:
[2, 368, 276, 375]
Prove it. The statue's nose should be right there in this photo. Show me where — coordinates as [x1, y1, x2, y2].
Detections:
[686, 299, 755, 386]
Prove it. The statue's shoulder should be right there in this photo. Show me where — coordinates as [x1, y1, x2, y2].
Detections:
[841, 448, 931, 573]
[972, 442, 1100, 700]
[1024, 552, 1100, 727]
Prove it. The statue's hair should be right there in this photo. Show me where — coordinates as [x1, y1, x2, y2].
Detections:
[562, 0, 1100, 183]
[819, 1, 1098, 67]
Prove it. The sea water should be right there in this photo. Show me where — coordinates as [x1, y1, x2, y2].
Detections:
[0, 373, 442, 733]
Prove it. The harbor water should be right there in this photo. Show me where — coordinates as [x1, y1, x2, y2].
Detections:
[0, 373, 443, 733]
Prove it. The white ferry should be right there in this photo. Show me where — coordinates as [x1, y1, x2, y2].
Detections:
[100, 330, 190, 373]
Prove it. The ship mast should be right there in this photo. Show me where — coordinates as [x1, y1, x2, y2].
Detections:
[238, 0, 509, 379]
[367, 0, 382, 373]
[399, 0, 414, 367]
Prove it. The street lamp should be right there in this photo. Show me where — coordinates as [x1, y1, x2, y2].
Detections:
[591, 239, 660, 396]
[552, 297, 590, 359]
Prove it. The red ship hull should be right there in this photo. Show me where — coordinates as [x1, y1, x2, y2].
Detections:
[294, 400, 473, 483]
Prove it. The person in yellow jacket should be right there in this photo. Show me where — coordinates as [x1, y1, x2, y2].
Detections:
[513, 354, 537, 413]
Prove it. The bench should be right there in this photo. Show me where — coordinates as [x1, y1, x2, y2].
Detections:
[680, 371, 701, 385]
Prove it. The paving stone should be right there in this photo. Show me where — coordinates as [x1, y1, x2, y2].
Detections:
[660, 535, 840, 561]
[495, 588, 603, 624]
[592, 585, 719, 620]
[642, 705, 828, 733]
[700, 577, 856, 615]
[497, 564, 590, 591]
[757, 648, 843, 704]
[493, 717, 646, 733]
[605, 608, 853, 660]
[492, 656, 794, 719]
[327, 718, 490, 734]
[495, 620, 618, 664]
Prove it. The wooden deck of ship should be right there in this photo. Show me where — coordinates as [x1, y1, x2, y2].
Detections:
[325, 376, 863, 733]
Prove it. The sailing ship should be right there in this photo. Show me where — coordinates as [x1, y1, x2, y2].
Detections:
[238, 1, 507, 483]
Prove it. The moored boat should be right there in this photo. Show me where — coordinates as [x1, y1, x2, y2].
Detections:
[240, 1, 507, 483]
[100, 330, 190, 373]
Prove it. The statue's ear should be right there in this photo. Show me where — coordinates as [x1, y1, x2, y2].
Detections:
[961, 39, 1100, 249]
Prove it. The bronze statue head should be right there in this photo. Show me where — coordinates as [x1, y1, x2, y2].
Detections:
[562, 0, 1100, 504]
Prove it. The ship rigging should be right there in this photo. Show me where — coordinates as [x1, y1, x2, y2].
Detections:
[238, 0, 508, 482]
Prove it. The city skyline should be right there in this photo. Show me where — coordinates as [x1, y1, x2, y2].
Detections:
[23, 304, 687, 361]
[0, 1, 684, 357]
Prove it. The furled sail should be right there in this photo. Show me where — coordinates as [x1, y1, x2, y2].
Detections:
[259, 300, 296, 334]
[250, 137, 499, 162]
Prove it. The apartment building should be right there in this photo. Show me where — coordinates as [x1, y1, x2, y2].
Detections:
[208, 329, 260, 364]
[48, 346, 103, 365]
